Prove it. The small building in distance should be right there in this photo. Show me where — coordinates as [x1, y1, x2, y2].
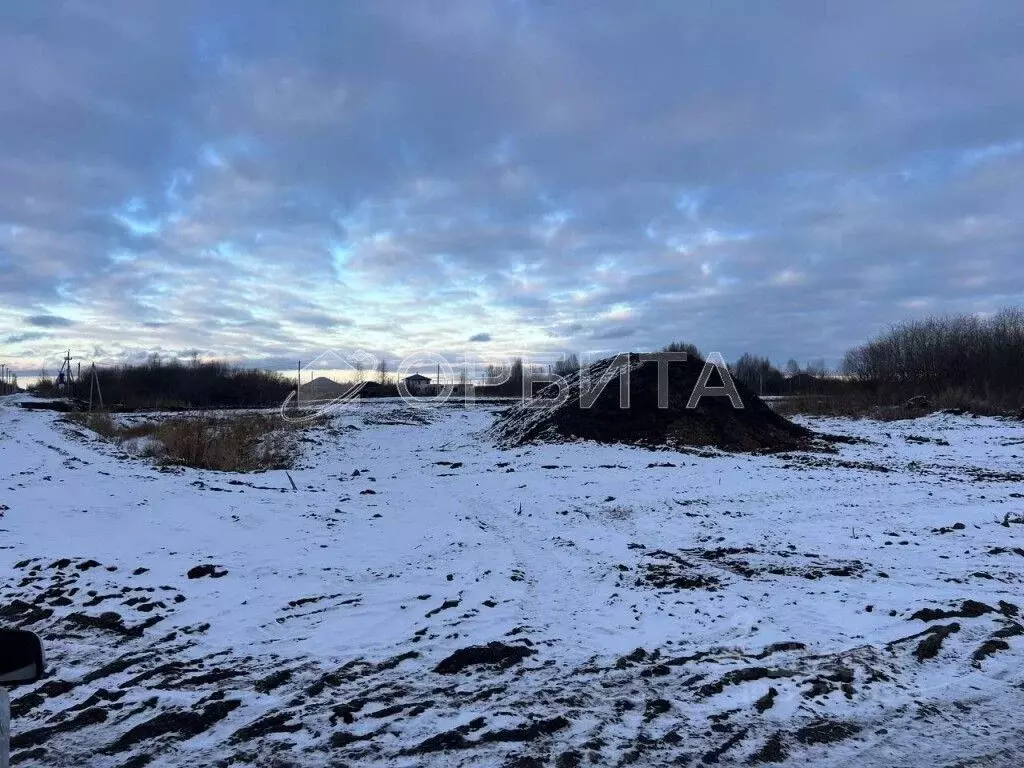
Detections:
[404, 373, 432, 395]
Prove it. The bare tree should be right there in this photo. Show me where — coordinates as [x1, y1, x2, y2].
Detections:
[510, 357, 524, 395]
[731, 353, 782, 395]
[804, 358, 828, 377]
[553, 353, 581, 377]
[484, 364, 507, 385]
[377, 357, 389, 385]
[663, 341, 703, 359]
[843, 307, 1024, 407]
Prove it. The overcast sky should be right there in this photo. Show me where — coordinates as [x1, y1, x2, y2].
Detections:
[2, 1, 1023, 377]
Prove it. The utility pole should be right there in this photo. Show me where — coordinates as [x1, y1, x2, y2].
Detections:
[88, 364, 104, 411]
[296, 361, 301, 410]
[56, 349, 74, 393]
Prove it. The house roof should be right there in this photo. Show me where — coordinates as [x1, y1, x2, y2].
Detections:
[404, 373, 431, 381]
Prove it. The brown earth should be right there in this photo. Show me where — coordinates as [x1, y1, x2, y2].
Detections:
[490, 354, 814, 453]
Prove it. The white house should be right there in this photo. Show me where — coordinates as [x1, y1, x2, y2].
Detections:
[403, 373, 432, 395]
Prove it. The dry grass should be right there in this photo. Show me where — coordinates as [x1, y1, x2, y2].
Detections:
[68, 411, 311, 471]
[771, 396, 914, 421]
[771, 388, 1018, 421]
[72, 412, 122, 439]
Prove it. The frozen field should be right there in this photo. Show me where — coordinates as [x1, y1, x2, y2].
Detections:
[2, 395, 1023, 767]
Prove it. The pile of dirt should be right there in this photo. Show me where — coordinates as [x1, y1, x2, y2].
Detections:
[489, 354, 813, 453]
[300, 377, 353, 401]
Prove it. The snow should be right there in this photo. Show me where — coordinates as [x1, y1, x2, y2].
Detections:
[2, 394, 1023, 766]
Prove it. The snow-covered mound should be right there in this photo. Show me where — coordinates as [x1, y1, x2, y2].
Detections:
[490, 354, 812, 452]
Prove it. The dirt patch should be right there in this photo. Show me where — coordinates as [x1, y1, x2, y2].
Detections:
[399, 716, 568, 757]
[434, 642, 536, 674]
[910, 600, 995, 622]
[19, 399, 75, 412]
[490, 354, 814, 452]
[65, 611, 149, 638]
[9, 680, 75, 718]
[992, 622, 1024, 639]
[11, 707, 109, 750]
[403, 717, 488, 754]
[702, 727, 749, 763]
[104, 699, 241, 754]
[972, 639, 1010, 662]
[364, 408, 432, 426]
[793, 719, 861, 746]
[187, 564, 228, 580]
[749, 731, 788, 763]
[230, 712, 302, 743]
[254, 669, 293, 693]
[0, 599, 54, 627]
[639, 547, 864, 590]
[640, 550, 721, 590]
[914, 623, 961, 661]
[699, 667, 793, 697]
[480, 716, 570, 743]
[755, 687, 778, 713]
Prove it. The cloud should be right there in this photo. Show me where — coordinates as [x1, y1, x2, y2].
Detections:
[590, 326, 637, 341]
[0, 2, 1022, 372]
[468, 332, 492, 342]
[25, 314, 75, 328]
[291, 311, 354, 330]
[4, 332, 47, 344]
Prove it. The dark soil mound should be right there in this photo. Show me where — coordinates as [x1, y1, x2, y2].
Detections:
[434, 641, 536, 674]
[490, 354, 813, 453]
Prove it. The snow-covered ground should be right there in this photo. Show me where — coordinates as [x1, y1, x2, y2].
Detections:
[2, 394, 1023, 767]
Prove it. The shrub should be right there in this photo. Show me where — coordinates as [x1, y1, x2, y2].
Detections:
[45, 358, 295, 411]
[771, 386, 1013, 420]
[842, 308, 1024, 411]
[68, 412, 310, 471]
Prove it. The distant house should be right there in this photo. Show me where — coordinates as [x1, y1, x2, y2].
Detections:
[404, 373, 432, 395]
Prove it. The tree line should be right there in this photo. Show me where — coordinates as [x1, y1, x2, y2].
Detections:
[27, 306, 1023, 412]
[725, 305, 1024, 410]
[35, 355, 295, 410]
[842, 307, 1024, 408]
